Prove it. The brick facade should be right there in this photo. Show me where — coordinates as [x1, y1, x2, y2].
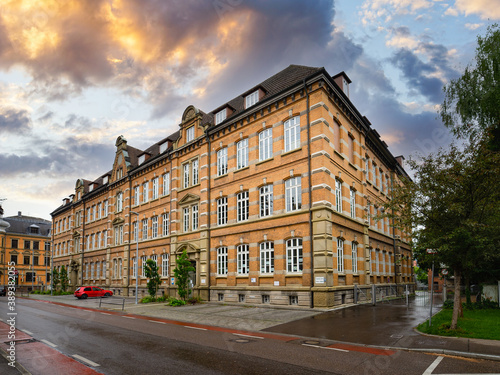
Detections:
[51, 65, 413, 307]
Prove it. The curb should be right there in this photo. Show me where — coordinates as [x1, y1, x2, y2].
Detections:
[0, 346, 31, 375]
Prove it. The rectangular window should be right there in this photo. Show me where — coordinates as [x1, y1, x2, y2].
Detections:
[192, 159, 199, 185]
[102, 261, 106, 279]
[260, 184, 273, 217]
[97, 203, 101, 219]
[24, 255, 30, 265]
[151, 216, 158, 238]
[236, 139, 248, 169]
[260, 242, 274, 273]
[215, 108, 227, 125]
[186, 126, 194, 142]
[162, 213, 170, 236]
[97, 232, 101, 248]
[183, 163, 190, 188]
[350, 188, 356, 219]
[237, 191, 249, 222]
[162, 254, 169, 277]
[96, 261, 100, 279]
[237, 244, 249, 275]
[90, 262, 94, 279]
[337, 238, 344, 272]
[286, 238, 303, 273]
[132, 221, 138, 242]
[352, 243, 358, 273]
[131, 257, 137, 278]
[217, 148, 228, 176]
[103, 230, 108, 247]
[116, 193, 123, 212]
[217, 197, 228, 226]
[152, 177, 159, 200]
[285, 177, 302, 212]
[348, 136, 354, 162]
[183, 207, 190, 232]
[103, 200, 108, 217]
[33, 241, 39, 250]
[11, 239, 18, 249]
[142, 219, 148, 240]
[192, 205, 199, 231]
[24, 240, 30, 249]
[10, 255, 17, 264]
[162, 172, 170, 195]
[142, 182, 149, 203]
[284, 116, 300, 152]
[334, 120, 341, 151]
[245, 90, 259, 108]
[141, 256, 147, 278]
[217, 247, 228, 275]
[259, 128, 273, 161]
[335, 179, 342, 213]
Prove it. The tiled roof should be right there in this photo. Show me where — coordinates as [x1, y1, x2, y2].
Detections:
[4, 215, 51, 237]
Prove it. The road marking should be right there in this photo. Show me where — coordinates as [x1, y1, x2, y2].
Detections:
[73, 354, 100, 367]
[149, 320, 166, 324]
[40, 339, 57, 348]
[123, 316, 135, 319]
[302, 344, 349, 352]
[423, 356, 500, 375]
[233, 333, 264, 340]
[100, 313, 111, 315]
[22, 330, 34, 335]
[184, 326, 207, 331]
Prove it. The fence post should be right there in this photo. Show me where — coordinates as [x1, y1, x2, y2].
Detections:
[122, 297, 125, 311]
[354, 285, 358, 304]
[372, 284, 376, 305]
[99, 297, 102, 309]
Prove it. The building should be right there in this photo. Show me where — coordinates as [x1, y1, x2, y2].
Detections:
[0, 208, 52, 290]
[51, 65, 412, 307]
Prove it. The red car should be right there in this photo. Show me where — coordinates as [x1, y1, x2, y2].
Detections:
[74, 286, 113, 299]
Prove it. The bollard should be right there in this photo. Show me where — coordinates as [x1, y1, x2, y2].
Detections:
[372, 284, 376, 305]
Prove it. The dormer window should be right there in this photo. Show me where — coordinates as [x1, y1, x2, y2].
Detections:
[89, 184, 94, 192]
[343, 78, 349, 97]
[186, 126, 194, 142]
[245, 90, 259, 108]
[138, 155, 145, 165]
[215, 109, 227, 125]
[103, 176, 109, 184]
[160, 142, 168, 153]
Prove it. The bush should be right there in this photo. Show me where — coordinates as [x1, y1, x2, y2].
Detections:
[168, 298, 186, 307]
[443, 299, 454, 309]
[140, 296, 155, 303]
[156, 295, 169, 302]
[463, 298, 499, 310]
[187, 296, 202, 305]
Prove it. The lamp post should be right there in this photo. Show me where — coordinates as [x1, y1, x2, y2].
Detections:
[130, 211, 139, 304]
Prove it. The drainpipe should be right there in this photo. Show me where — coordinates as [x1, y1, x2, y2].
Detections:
[51, 219, 54, 295]
[390, 172, 398, 286]
[206, 132, 212, 301]
[81, 200, 86, 286]
[126, 175, 132, 294]
[304, 79, 314, 308]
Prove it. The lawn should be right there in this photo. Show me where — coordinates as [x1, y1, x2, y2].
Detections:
[417, 308, 500, 340]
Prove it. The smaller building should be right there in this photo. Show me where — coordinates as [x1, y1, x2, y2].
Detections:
[0, 210, 52, 291]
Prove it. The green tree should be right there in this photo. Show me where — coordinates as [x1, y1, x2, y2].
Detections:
[173, 250, 195, 301]
[51, 268, 60, 291]
[144, 259, 161, 298]
[440, 24, 500, 150]
[60, 265, 69, 292]
[383, 144, 500, 329]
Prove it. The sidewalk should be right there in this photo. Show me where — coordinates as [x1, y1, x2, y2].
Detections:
[20, 294, 500, 362]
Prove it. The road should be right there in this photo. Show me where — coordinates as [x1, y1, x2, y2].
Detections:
[1, 298, 499, 375]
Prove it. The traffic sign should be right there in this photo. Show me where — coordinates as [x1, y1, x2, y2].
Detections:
[442, 269, 448, 275]
[426, 248, 437, 254]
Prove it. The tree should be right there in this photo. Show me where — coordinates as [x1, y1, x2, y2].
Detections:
[52, 268, 60, 291]
[173, 250, 195, 301]
[60, 265, 69, 292]
[440, 24, 500, 150]
[144, 259, 161, 298]
[383, 143, 500, 329]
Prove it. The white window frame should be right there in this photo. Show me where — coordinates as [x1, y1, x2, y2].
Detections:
[350, 188, 356, 219]
[162, 213, 170, 236]
[217, 147, 228, 176]
[96, 261, 100, 279]
[259, 184, 273, 217]
[183, 163, 190, 189]
[245, 90, 259, 108]
[151, 216, 158, 238]
[162, 254, 169, 278]
[141, 256, 147, 278]
[132, 221, 138, 242]
[215, 108, 227, 125]
[183, 207, 190, 232]
[186, 126, 194, 142]
[335, 179, 342, 213]
[217, 247, 228, 275]
[352, 243, 358, 273]
[217, 197, 228, 226]
[260, 242, 274, 274]
[134, 186, 140, 206]
[284, 116, 300, 152]
[142, 182, 149, 203]
[237, 244, 249, 275]
[236, 139, 248, 169]
[152, 177, 159, 200]
[259, 128, 273, 161]
[162, 172, 170, 195]
[285, 177, 302, 212]
[142, 219, 148, 240]
[286, 238, 303, 273]
[237, 191, 249, 222]
[192, 205, 199, 231]
[132, 257, 137, 278]
[192, 159, 199, 185]
[337, 238, 344, 273]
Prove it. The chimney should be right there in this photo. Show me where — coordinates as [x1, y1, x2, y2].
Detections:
[395, 155, 405, 169]
[18, 211, 22, 216]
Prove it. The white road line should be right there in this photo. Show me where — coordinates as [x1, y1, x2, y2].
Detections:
[149, 320, 166, 324]
[301, 344, 349, 352]
[40, 339, 57, 348]
[184, 326, 207, 331]
[423, 356, 443, 375]
[123, 316, 135, 319]
[100, 313, 111, 315]
[73, 354, 100, 367]
[233, 333, 264, 340]
[22, 330, 34, 335]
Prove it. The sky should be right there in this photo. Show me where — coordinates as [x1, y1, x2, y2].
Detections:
[0, 0, 498, 220]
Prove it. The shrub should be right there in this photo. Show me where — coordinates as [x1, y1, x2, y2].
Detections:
[187, 296, 202, 305]
[168, 298, 186, 307]
[156, 295, 169, 302]
[443, 299, 454, 309]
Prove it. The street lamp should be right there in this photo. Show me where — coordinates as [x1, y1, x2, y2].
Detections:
[130, 211, 139, 304]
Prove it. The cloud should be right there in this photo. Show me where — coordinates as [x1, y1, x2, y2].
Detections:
[455, 0, 500, 20]
[361, 0, 434, 26]
[465, 23, 483, 30]
[0, 107, 32, 134]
